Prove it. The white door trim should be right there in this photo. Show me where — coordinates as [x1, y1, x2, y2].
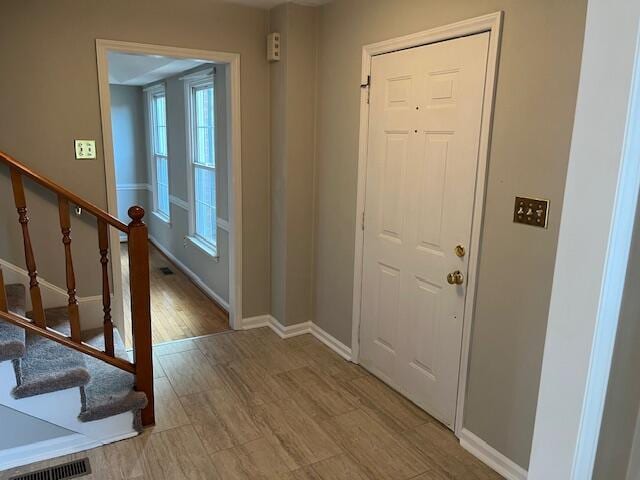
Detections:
[95, 39, 243, 330]
[529, 1, 640, 476]
[350, 11, 503, 437]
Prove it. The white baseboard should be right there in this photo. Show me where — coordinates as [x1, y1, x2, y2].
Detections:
[240, 315, 271, 330]
[459, 429, 528, 480]
[241, 315, 353, 361]
[0, 434, 97, 472]
[0, 259, 105, 330]
[241, 315, 311, 339]
[270, 319, 313, 339]
[148, 235, 230, 311]
[0, 430, 138, 471]
[310, 323, 352, 361]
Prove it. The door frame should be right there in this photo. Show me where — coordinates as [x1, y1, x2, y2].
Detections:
[350, 12, 503, 436]
[95, 39, 243, 331]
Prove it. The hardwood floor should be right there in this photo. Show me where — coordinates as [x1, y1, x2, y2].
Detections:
[1, 328, 503, 480]
[121, 242, 229, 347]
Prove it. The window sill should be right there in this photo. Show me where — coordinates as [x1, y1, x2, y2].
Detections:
[152, 211, 171, 225]
[186, 235, 219, 261]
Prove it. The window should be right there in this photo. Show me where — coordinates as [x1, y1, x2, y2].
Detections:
[147, 84, 170, 221]
[185, 72, 217, 255]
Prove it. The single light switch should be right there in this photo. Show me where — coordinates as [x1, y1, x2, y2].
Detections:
[514, 196, 549, 229]
[74, 140, 96, 159]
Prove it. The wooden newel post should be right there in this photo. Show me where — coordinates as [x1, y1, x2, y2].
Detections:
[127, 205, 155, 427]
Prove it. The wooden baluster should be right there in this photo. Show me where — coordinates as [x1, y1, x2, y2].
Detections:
[98, 219, 115, 357]
[10, 169, 46, 327]
[58, 196, 81, 342]
[127, 206, 154, 427]
[0, 268, 7, 313]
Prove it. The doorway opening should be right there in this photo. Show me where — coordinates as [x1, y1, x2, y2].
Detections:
[96, 41, 243, 347]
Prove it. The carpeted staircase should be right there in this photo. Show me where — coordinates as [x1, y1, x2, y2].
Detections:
[1, 283, 147, 430]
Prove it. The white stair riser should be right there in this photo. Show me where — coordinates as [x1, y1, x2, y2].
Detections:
[0, 361, 136, 443]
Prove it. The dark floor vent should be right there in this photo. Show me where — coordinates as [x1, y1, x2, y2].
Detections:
[9, 458, 91, 480]
[159, 266, 174, 275]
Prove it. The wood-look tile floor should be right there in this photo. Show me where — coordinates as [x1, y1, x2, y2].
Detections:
[1, 328, 503, 480]
[121, 242, 230, 347]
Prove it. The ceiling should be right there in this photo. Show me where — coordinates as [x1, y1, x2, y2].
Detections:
[224, 0, 331, 8]
[108, 52, 208, 86]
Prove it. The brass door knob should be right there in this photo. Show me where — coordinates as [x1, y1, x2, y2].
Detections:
[447, 270, 464, 285]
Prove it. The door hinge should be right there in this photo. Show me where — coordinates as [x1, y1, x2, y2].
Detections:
[361, 210, 365, 231]
[361, 75, 371, 104]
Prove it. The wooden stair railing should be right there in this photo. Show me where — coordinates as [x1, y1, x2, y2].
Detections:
[0, 150, 154, 427]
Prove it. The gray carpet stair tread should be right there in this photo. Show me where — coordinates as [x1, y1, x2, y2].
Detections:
[79, 327, 147, 425]
[12, 306, 90, 399]
[6, 303, 145, 426]
[0, 284, 27, 361]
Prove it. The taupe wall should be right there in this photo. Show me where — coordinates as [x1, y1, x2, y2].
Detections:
[0, 0, 590, 470]
[269, 4, 318, 325]
[0, 0, 270, 317]
[312, 0, 586, 468]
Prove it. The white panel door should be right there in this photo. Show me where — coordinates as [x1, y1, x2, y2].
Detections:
[360, 32, 490, 428]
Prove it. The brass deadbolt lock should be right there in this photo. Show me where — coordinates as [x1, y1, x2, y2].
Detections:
[447, 270, 465, 285]
[455, 245, 466, 258]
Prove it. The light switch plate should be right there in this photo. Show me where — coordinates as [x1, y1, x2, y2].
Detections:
[514, 196, 549, 228]
[74, 140, 96, 159]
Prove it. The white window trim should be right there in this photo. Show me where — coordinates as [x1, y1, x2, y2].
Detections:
[179, 68, 214, 81]
[186, 234, 220, 261]
[184, 71, 218, 256]
[145, 83, 171, 224]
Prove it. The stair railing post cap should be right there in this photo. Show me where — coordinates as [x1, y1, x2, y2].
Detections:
[128, 206, 146, 224]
